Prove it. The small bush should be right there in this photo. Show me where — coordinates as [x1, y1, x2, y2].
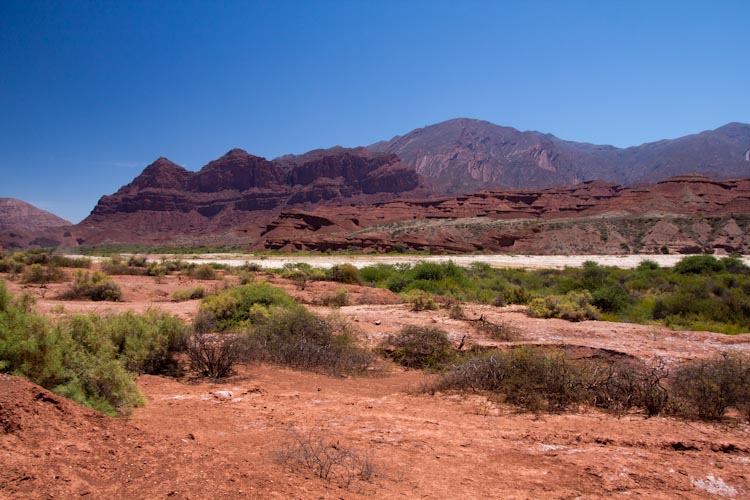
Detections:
[327, 264, 361, 285]
[186, 333, 244, 378]
[448, 302, 465, 320]
[527, 290, 599, 321]
[195, 282, 296, 332]
[20, 263, 65, 284]
[102, 311, 188, 375]
[501, 285, 533, 305]
[0, 257, 24, 274]
[588, 357, 668, 416]
[189, 264, 218, 280]
[380, 325, 455, 370]
[472, 318, 520, 341]
[248, 306, 373, 376]
[433, 346, 586, 412]
[278, 427, 375, 486]
[127, 255, 148, 267]
[670, 352, 750, 421]
[401, 289, 438, 311]
[172, 286, 206, 302]
[320, 288, 351, 307]
[60, 271, 122, 301]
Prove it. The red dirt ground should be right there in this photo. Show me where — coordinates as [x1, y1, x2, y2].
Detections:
[2, 270, 750, 499]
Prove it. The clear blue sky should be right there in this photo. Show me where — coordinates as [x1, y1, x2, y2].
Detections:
[1, 0, 748, 222]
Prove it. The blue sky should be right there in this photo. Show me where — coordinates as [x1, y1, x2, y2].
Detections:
[1, 0, 748, 222]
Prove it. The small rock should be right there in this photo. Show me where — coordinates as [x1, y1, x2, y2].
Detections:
[211, 390, 233, 401]
[374, 320, 382, 325]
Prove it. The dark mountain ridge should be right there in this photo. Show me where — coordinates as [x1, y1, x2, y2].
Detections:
[369, 118, 750, 190]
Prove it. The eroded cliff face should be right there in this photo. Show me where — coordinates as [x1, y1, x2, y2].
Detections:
[259, 175, 750, 255]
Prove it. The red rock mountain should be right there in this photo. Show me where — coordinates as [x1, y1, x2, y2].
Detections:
[369, 119, 750, 191]
[77, 148, 425, 245]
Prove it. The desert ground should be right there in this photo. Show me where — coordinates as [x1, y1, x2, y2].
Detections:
[2, 265, 750, 499]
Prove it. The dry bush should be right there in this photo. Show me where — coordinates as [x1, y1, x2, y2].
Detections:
[278, 427, 374, 486]
[472, 317, 520, 341]
[432, 346, 586, 412]
[380, 325, 455, 371]
[448, 302, 465, 320]
[669, 352, 750, 421]
[186, 333, 244, 378]
[587, 357, 669, 417]
[320, 288, 351, 307]
[247, 306, 374, 376]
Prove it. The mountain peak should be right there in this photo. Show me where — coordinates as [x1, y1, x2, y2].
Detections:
[0, 198, 71, 231]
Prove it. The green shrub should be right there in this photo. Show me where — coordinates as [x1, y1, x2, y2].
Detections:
[0, 283, 146, 415]
[502, 285, 533, 305]
[195, 282, 296, 332]
[327, 264, 361, 285]
[527, 291, 599, 321]
[60, 271, 122, 301]
[401, 289, 438, 311]
[673, 255, 723, 274]
[101, 255, 146, 275]
[101, 311, 188, 374]
[247, 306, 373, 375]
[172, 286, 206, 302]
[380, 325, 455, 370]
[591, 284, 631, 313]
[20, 263, 65, 284]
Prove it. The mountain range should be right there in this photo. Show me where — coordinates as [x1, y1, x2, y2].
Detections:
[2, 118, 749, 253]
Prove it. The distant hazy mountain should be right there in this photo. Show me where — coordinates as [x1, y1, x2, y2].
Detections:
[369, 118, 750, 191]
[0, 198, 70, 231]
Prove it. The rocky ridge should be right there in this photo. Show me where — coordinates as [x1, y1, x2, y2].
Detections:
[370, 119, 750, 190]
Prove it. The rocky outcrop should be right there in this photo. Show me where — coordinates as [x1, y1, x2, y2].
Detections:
[260, 176, 750, 254]
[370, 119, 750, 190]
